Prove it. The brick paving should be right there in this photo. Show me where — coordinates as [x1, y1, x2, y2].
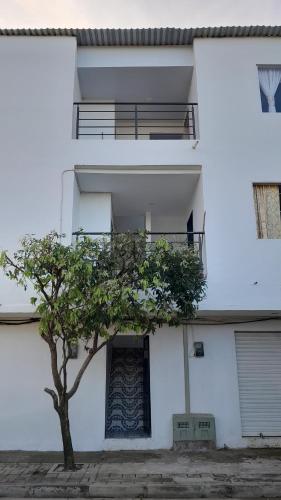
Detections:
[0, 448, 281, 497]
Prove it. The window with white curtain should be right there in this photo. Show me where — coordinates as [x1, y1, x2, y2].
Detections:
[258, 67, 281, 112]
[253, 184, 281, 239]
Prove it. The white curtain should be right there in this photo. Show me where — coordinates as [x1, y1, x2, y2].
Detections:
[258, 68, 281, 112]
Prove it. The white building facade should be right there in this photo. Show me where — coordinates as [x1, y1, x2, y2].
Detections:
[0, 26, 281, 451]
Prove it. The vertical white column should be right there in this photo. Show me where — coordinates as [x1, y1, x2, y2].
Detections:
[79, 193, 112, 234]
[60, 169, 75, 244]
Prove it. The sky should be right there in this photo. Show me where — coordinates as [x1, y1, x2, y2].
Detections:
[0, 0, 281, 29]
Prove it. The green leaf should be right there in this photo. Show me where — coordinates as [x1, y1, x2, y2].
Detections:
[1, 230, 206, 353]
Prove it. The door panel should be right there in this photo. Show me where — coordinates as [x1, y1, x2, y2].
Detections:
[105, 340, 151, 438]
[235, 331, 281, 436]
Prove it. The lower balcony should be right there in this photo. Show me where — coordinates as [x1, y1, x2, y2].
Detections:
[71, 166, 205, 268]
[72, 231, 204, 263]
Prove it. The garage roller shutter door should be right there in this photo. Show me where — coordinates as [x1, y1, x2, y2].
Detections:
[235, 331, 281, 437]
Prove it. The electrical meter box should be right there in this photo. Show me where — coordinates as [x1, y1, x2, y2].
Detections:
[173, 413, 216, 449]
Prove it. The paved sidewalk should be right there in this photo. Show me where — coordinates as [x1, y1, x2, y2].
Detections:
[0, 448, 281, 498]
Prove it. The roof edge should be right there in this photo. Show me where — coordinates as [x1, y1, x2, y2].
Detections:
[0, 26, 281, 46]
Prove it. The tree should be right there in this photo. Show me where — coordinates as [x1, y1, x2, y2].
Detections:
[0, 232, 206, 470]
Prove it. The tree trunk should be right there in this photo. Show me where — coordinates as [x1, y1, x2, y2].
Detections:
[58, 400, 76, 470]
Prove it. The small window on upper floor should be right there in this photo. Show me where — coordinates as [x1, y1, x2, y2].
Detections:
[253, 184, 281, 239]
[258, 67, 281, 112]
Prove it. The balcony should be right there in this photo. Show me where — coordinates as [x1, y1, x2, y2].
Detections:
[72, 231, 204, 262]
[74, 102, 198, 140]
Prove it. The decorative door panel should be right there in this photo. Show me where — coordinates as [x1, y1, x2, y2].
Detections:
[105, 343, 150, 438]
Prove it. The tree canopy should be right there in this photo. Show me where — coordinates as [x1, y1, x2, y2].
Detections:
[0, 231, 206, 469]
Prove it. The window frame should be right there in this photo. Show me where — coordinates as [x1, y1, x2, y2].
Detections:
[253, 182, 281, 239]
[257, 65, 281, 113]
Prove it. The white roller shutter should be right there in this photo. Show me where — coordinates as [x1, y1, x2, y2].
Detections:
[235, 331, 281, 437]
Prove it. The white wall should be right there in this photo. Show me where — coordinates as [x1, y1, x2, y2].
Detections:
[193, 37, 281, 312]
[187, 68, 198, 103]
[1, 35, 281, 451]
[2, 318, 281, 451]
[0, 325, 185, 451]
[187, 68, 199, 139]
[114, 215, 145, 232]
[0, 36, 77, 312]
[71, 139, 200, 167]
[0, 36, 199, 311]
[186, 176, 205, 232]
[2, 36, 281, 311]
[0, 36, 77, 245]
[151, 214, 187, 234]
[78, 46, 193, 69]
[188, 319, 281, 448]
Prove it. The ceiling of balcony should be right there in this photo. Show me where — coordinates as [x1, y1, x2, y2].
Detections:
[75, 169, 200, 216]
[78, 66, 193, 102]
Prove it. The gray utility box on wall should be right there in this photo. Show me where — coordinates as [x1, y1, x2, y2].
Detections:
[173, 413, 216, 450]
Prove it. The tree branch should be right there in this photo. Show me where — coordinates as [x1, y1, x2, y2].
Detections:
[67, 349, 95, 400]
[44, 387, 59, 412]
[93, 331, 99, 351]
[48, 341, 64, 396]
[67, 328, 119, 400]
[59, 351, 71, 378]
[94, 328, 119, 356]
[5, 254, 53, 306]
[4, 255, 25, 274]
[33, 272, 52, 305]
[61, 337, 68, 392]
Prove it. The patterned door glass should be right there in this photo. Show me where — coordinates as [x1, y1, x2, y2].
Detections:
[105, 347, 150, 437]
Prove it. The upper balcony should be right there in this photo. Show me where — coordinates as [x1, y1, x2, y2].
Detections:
[74, 102, 198, 141]
[73, 46, 199, 146]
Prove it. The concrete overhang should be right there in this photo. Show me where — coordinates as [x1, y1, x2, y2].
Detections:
[194, 309, 281, 324]
[75, 166, 200, 216]
[78, 65, 193, 102]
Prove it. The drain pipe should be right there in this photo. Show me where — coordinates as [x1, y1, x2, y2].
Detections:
[183, 324, 191, 414]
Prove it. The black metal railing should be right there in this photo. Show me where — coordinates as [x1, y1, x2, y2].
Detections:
[73, 102, 198, 140]
[72, 231, 204, 261]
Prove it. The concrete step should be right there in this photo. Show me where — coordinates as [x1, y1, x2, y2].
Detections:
[1, 480, 281, 498]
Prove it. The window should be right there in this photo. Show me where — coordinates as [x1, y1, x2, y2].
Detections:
[253, 184, 281, 239]
[258, 67, 281, 112]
